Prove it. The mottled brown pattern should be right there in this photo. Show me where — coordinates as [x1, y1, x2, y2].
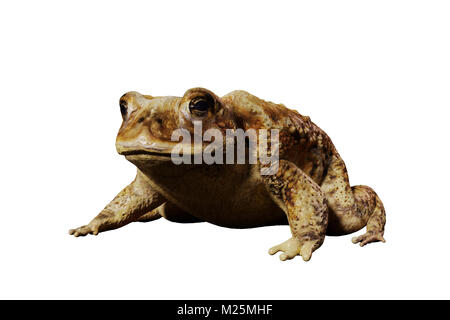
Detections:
[70, 88, 386, 261]
[261, 160, 328, 261]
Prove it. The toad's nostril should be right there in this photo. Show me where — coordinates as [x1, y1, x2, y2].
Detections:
[156, 118, 163, 125]
[138, 117, 145, 123]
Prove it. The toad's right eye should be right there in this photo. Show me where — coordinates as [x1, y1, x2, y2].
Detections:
[189, 95, 215, 117]
[120, 100, 127, 119]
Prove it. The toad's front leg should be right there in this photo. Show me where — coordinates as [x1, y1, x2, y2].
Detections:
[69, 170, 165, 237]
[262, 160, 328, 261]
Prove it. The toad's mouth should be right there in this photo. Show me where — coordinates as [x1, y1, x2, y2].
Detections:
[116, 141, 203, 159]
[116, 140, 175, 158]
[120, 149, 172, 157]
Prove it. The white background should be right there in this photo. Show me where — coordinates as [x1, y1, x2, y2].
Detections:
[1, 0, 449, 299]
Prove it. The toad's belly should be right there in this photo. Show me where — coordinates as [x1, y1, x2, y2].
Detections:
[131, 159, 287, 228]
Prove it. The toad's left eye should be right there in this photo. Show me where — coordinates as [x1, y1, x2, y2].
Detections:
[189, 96, 214, 116]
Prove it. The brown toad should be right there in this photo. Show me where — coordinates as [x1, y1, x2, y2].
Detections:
[69, 88, 386, 261]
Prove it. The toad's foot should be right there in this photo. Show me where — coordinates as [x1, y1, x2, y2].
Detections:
[69, 222, 101, 237]
[352, 231, 386, 247]
[269, 237, 318, 262]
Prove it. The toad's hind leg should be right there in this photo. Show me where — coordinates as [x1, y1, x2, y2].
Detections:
[349, 187, 386, 246]
[321, 155, 386, 246]
[138, 202, 201, 223]
[137, 207, 162, 222]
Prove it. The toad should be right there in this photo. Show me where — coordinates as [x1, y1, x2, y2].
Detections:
[69, 88, 386, 261]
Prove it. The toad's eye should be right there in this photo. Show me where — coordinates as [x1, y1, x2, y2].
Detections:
[120, 100, 127, 119]
[189, 96, 214, 117]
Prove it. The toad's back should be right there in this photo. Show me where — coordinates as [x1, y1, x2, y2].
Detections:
[222, 90, 336, 186]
